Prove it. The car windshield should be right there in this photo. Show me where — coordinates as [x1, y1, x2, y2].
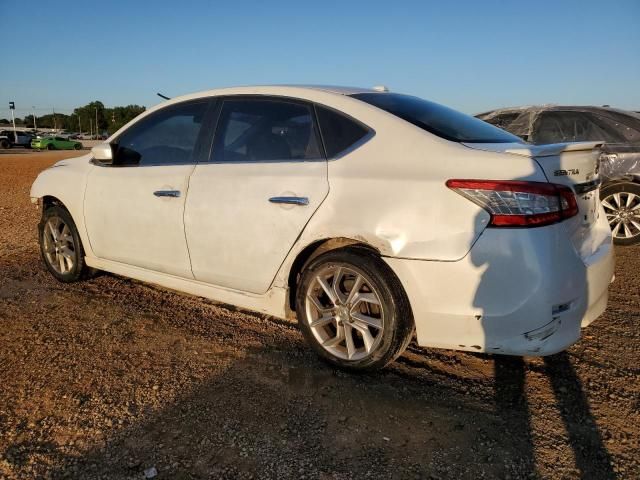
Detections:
[352, 93, 523, 144]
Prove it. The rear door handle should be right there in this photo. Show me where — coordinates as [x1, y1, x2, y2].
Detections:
[154, 190, 181, 198]
[269, 196, 309, 206]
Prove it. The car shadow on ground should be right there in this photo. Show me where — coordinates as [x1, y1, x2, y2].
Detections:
[0, 257, 620, 478]
[494, 353, 615, 479]
[37, 340, 537, 479]
[31, 338, 616, 479]
[543, 352, 616, 479]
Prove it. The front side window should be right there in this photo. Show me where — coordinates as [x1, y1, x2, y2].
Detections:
[352, 93, 522, 144]
[114, 101, 208, 166]
[211, 99, 322, 162]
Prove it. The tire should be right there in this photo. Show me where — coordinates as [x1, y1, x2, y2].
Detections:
[296, 248, 414, 371]
[74, 143, 81, 150]
[600, 181, 640, 246]
[0, 139, 9, 149]
[39, 205, 96, 282]
[46, 143, 54, 150]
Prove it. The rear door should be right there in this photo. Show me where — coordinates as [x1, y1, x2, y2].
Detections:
[184, 97, 329, 294]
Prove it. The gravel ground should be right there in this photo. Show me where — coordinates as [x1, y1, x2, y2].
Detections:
[0, 150, 638, 479]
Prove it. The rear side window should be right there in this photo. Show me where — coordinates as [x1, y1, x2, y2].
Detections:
[212, 99, 322, 162]
[533, 111, 626, 144]
[593, 113, 640, 143]
[482, 112, 521, 130]
[114, 101, 208, 166]
[352, 93, 522, 144]
[316, 106, 370, 158]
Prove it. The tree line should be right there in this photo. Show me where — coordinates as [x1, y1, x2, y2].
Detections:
[1, 101, 146, 135]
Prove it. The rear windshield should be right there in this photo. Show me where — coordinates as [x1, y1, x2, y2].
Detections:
[351, 93, 523, 144]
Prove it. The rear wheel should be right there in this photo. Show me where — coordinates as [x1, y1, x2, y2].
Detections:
[39, 206, 96, 282]
[74, 143, 81, 150]
[0, 139, 10, 149]
[46, 143, 54, 150]
[296, 248, 414, 371]
[600, 182, 640, 246]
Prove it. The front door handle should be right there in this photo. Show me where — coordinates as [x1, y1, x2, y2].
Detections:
[154, 190, 181, 198]
[269, 196, 309, 206]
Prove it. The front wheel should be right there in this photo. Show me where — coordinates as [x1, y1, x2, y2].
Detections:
[74, 143, 81, 150]
[600, 182, 640, 246]
[39, 206, 95, 282]
[296, 248, 414, 371]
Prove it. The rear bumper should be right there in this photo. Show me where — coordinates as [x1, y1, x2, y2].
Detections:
[384, 220, 614, 356]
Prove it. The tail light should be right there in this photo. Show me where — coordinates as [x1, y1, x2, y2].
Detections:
[446, 179, 578, 227]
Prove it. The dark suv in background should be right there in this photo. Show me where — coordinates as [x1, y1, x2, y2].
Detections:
[0, 130, 34, 149]
[478, 106, 640, 245]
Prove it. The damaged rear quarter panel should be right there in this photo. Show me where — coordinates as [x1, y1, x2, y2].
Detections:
[274, 115, 546, 288]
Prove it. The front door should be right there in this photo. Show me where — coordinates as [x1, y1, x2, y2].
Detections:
[185, 97, 329, 294]
[84, 99, 212, 278]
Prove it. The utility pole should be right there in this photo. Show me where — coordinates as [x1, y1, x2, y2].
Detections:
[32, 106, 37, 131]
[95, 107, 98, 138]
[9, 102, 17, 143]
[52, 108, 57, 132]
[78, 114, 81, 134]
[89, 118, 93, 138]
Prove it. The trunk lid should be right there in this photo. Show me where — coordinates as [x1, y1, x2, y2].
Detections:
[464, 141, 602, 184]
[463, 141, 610, 263]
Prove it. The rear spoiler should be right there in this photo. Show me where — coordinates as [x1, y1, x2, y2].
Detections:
[505, 141, 604, 158]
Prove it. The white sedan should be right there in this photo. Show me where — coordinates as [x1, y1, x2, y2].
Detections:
[30, 85, 614, 370]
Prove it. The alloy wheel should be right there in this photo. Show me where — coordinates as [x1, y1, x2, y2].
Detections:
[305, 264, 385, 361]
[602, 192, 640, 241]
[43, 216, 76, 274]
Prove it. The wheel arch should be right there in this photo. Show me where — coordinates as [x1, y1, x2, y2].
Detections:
[286, 237, 381, 313]
[42, 195, 69, 212]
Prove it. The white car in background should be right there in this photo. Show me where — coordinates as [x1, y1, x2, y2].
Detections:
[30, 85, 614, 370]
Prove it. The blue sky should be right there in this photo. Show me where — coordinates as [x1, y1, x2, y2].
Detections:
[1, 0, 639, 120]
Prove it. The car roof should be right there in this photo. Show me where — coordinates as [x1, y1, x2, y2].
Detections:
[274, 85, 380, 95]
[166, 85, 383, 105]
[479, 105, 639, 119]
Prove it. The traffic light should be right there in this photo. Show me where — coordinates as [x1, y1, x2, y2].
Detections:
[9, 102, 15, 110]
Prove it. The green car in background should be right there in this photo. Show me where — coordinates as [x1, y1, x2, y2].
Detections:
[31, 136, 83, 151]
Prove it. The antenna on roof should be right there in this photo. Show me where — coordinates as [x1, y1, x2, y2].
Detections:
[157, 92, 171, 100]
[372, 85, 389, 92]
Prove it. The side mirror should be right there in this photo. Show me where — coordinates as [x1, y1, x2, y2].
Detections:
[91, 142, 114, 164]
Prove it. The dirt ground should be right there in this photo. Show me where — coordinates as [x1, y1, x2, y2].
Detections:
[0, 150, 638, 480]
